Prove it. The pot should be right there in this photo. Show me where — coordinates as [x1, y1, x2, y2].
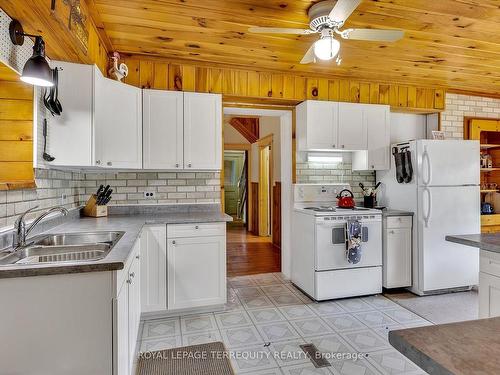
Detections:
[337, 189, 356, 209]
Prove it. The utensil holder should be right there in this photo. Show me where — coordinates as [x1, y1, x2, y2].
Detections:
[363, 195, 375, 208]
[83, 194, 108, 218]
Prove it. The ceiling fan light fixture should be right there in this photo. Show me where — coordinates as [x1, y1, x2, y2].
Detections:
[313, 36, 340, 61]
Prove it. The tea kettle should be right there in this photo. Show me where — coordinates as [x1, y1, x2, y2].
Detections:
[337, 189, 356, 209]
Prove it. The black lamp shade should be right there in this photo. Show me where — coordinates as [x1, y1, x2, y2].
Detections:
[20, 36, 53, 87]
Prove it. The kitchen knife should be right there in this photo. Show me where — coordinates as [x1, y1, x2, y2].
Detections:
[98, 185, 110, 204]
[96, 184, 104, 197]
[100, 188, 113, 205]
[102, 194, 112, 205]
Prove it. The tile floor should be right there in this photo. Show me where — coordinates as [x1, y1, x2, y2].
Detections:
[139, 273, 432, 374]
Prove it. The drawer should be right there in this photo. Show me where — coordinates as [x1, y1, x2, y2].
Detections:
[386, 216, 412, 229]
[480, 250, 500, 278]
[167, 222, 226, 238]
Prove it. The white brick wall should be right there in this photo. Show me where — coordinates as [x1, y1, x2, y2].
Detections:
[441, 93, 500, 139]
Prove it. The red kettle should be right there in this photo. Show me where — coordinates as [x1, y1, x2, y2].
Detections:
[336, 189, 355, 209]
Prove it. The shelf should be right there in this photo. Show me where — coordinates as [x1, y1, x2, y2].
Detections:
[481, 144, 500, 150]
[481, 168, 500, 172]
[481, 190, 498, 193]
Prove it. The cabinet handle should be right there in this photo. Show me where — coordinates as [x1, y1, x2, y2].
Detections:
[371, 165, 375, 169]
[126, 279, 131, 284]
[341, 145, 345, 149]
[107, 161, 113, 166]
[96, 160, 101, 165]
[136, 255, 140, 259]
[188, 163, 192, 168]
[333, 144, 336, 148]
[130, 272, 135, 278]
[175, 163, 179, 168]
[172, 240, 176, 245]
[389, 230, 395, 234]
[195, 225, 199, 229]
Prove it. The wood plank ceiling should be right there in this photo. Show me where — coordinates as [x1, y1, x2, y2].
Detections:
[91, 0, 500, 96]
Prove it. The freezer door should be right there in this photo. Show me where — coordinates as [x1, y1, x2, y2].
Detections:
[416, 140, 479, 186]
[417, 185, 480, 292]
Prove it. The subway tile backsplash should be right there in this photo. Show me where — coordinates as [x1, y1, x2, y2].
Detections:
[0, 168, 221, 231]
[296, 161, 376, 202]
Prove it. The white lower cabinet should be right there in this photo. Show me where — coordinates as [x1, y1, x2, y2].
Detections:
[140, 225, 167, 313]
[479, 250, 500, 318]
[167, 223, 227, 310]
[114, 238, 141, 375]
[383, 215, 412, 288]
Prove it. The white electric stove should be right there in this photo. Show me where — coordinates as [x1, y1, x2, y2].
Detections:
[291, 184, 382, 301]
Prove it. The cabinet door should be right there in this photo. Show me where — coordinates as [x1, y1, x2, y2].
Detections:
[114, 281, 129, 375]
[183, 92, 222, 170]
[338, 103, 367, 150]
[384, 227, 412, 288]
[141, 225, 167, 313]
[48, 61, 94, 167]
[143, 90, 183, 169]
[95, 74, 142, 169]
[297, 101, 338, 150]
[367, 105, 390, 170]
[479, 272, 500, 318]
[128, 255, 140, 371]
[167, 235, 226, 310]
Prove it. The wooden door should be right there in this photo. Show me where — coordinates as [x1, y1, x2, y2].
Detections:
[143, 90, 183, 169]
[184, 92, 222, 170]
[259, 142, 272, 237]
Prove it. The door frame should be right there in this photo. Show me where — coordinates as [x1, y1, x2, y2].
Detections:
[257, 134, 273, 237]
[223, 106, 293, 278]
[224, 143, 252, 230]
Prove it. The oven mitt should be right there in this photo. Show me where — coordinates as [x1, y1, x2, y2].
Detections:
[392, 148, 405, 184]
[346, 220, 362, 264]
[402, 150, 413, 183]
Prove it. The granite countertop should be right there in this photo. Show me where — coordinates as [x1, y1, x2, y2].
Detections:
[381, 209, 414, 217]
[0, 205, 232, 279]
[446, 233, 500, 254]
[389, 317, 500, 375]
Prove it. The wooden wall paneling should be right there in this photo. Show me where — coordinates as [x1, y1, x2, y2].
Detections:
[389, 86, 399, 106]
[139, 60, 154, 89]
[152, 62, 169, 90]
[328, 80, 340, 101]
[236, 71, 248, 97]
[210, 68, 223, 93]
[168, 64, 183, 91]
[271, 74, 284, 99]
[283, 75, 295, 100]
[349, 81, 360, 103]
[306, 78, 318, 100]
[0, 121, 32, 141]
[317, 78, 329, 101]
[407, 86, 417, 108]
[250, 182, 259, 235]
[379, 85, 390, 104]
[294, 77, 306, 101]
[359, 83, 370, 104]
[247, 71, 260, 97]
[370, 83, 380, 104]
[416, 88, 426, 108]
[338, 80, 350, 102]
[425, 88, 435, 109]
[272, 182, 281, 250]
[182, 65, 196, 92]
[398, 86, 408, 107]
[259, 72, 272, 98]
[195, 67, 210, 92]
[0, 100, 33, 121]
[435, 89, 445, 109]
[123, 58, 140, 87]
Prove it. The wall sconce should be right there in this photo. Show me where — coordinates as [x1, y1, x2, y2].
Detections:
[9, 19, 53, 87]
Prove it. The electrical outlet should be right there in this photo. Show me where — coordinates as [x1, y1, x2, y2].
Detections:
[61, 193, 67, 204]
[143, 191, 155, 199]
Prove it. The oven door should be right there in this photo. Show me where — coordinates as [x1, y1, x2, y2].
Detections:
[315, 219, 382, 271]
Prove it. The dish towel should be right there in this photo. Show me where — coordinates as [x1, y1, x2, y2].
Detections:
[346, 220, 362, 264]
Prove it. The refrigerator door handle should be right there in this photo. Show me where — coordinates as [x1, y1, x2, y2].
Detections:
[422, 145, 431, 186]
[423, 187, 432, 228]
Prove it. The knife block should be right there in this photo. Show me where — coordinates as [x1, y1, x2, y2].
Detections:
[83, 194, 108, 218]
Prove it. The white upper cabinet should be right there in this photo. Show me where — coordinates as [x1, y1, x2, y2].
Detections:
[338, 102, 367, 151]
[143, 90, 183, 169]
[94, 70, 142, 169]
[47, 61, 95, 167]
[297, 101, 338, 151]
[352, 104, 390, 171]
[183, 92, 222, 170]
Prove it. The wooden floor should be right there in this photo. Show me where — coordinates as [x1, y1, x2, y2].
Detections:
[226, 225, 281, 277]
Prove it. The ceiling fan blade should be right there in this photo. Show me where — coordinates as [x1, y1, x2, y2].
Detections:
[328, 0, 362, 23]
[248, 27, 314, 35]
[300, 44, 316, 64]
[341, 28, 404, 41]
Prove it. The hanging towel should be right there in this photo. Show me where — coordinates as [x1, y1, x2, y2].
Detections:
[402, 150, 413, 183]
[392, 147, 405, 184]
[346, 220, 362, 264]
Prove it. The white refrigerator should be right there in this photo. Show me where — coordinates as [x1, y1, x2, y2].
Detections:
[377, 140, 480, 295]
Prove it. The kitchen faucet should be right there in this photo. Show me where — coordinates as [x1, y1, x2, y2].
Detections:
[13, 206, 69, 249]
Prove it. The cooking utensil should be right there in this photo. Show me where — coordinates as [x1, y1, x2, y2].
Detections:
[102, 193, 112, 205]
[100, 189, 113, 205]
[481, 202, 494, 215]
[42, 119, 55, 162]
[49, 69, 60, 115]
[98, 185, 111, 204]
[336, 189, 356, 209]
[53, 68, 62, 114]
[96, 185, 104, 197]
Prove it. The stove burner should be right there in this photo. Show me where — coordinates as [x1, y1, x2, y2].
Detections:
[304, 206, 336, 212]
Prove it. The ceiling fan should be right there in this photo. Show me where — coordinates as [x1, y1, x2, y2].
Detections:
[248, 0, 404, 64]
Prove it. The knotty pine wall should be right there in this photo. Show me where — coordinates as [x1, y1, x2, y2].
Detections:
[120, 56, 445, 112]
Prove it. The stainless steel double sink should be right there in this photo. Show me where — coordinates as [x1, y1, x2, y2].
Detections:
[0, 231, 124, 266]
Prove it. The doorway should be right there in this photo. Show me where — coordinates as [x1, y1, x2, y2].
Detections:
[224, 150, 247, 225]
[223, 108, 292, 277]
